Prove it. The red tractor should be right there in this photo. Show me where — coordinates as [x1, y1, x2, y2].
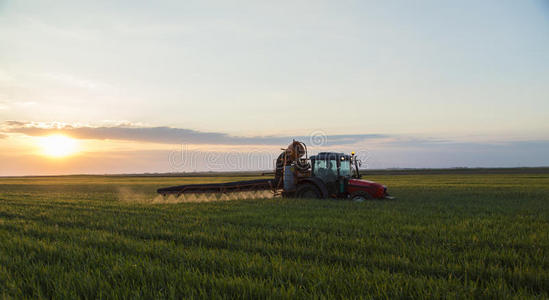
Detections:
[273, 140, 392, 201]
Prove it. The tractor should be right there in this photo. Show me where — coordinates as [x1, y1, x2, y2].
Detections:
[157, 140, 392, 201]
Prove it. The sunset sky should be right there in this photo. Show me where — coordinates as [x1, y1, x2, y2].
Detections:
[1, 0, 548, 175]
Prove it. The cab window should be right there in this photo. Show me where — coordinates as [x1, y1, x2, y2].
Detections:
[339, 158, 351, 177]
[314, 159, 338, 182]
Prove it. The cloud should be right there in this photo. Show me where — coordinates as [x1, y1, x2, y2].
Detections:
[0, 133, 6, 139]
[2, 140, 548, 176]
[2, 121, 549, 175]
[3, 120, 27, 127]
[365, 140, 549, 169]
[1, 121, 385, 146]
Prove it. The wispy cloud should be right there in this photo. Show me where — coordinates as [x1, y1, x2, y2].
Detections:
[1, 121, 386, 146]
[2, 121, 548, 175]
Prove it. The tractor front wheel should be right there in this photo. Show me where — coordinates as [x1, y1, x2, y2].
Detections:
[351, 191, 372, 202]
[296, 183, 322, 199]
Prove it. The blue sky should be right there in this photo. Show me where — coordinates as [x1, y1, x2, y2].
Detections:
[0, 0, 548, 174]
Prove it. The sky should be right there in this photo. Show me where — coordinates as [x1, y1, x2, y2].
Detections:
[0, 0, 548, 175]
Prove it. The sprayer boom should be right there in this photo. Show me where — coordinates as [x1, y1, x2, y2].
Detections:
[157, 179, 274, 196]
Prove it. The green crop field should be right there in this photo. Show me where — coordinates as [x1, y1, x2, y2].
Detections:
[1, 172, 548, 298]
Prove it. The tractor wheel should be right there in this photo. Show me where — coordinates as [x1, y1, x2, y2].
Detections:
[351, 191, 371, 202]
[296, 183, 322, 199]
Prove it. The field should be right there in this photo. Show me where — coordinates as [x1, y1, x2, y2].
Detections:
[1, 171, 548, 298]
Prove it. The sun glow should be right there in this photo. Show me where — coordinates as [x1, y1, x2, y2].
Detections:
[38, 135, 79, 158]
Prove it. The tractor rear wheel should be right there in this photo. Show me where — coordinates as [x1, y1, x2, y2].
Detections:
[296, 183, 322, 199]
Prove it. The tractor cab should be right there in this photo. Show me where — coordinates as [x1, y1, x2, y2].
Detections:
[310, 152, 355, 197]
[310, 153, 349, 179]
[309, 152, 390, 199]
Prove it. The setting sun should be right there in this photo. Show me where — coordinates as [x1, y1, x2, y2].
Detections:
[38, 135, 79, 158]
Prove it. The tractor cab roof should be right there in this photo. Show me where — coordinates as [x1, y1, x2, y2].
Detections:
[310, 152, 351, 161]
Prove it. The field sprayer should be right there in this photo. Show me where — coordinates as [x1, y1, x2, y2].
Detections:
[157, 140, 393, 201]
